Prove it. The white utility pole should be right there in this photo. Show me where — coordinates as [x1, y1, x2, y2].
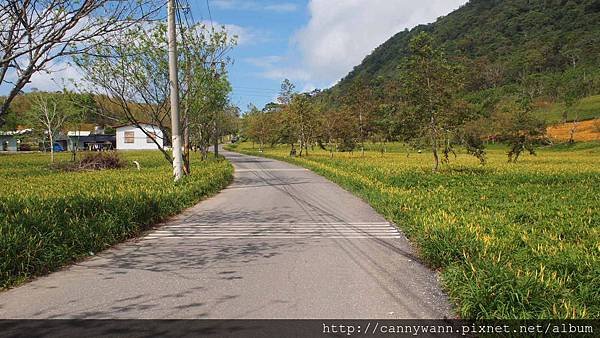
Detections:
[168, 0, 183, 181]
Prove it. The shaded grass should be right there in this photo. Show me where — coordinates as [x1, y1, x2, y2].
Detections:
[228, 142, 600, 319]
[0, 151, 233, 289]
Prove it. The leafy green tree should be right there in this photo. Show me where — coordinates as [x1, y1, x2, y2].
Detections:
[491, 97, 546, 163]
[317, 107, 358, 156]
[558, 68, 592, 143]
[342, 78, 376, 157]
[277, 79, 296, 106]
[286, 93, 318, 156]
[276, 79, 299, 154]
[241, 104, 272, 152]
[399, 32, 471, 171]
[75, 22, 235, 167]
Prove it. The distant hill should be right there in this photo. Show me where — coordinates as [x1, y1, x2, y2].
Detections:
[333, 0, 600, 98]
[323, 0, 600, 126]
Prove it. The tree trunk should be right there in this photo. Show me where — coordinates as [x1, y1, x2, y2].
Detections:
[49, 132, 55, 163]
[329, 138, 334, 158]
[304, 140, 309, 156]
[359, 110, 365, 157]
[213, 119, 219, 157]
[432, 143, 439, 172]
[183, 116, 190, 175]
[430, 116, 439, 172]
[569, 120, 579, 144]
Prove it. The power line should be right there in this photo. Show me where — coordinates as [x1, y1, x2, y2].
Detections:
[205, 0, 214, 30]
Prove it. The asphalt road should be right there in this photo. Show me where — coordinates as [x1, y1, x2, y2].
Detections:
[0, 150, 451, 319]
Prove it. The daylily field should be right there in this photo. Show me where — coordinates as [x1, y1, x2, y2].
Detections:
[229, 141, 600, 319]
[0, 151, 232, 289]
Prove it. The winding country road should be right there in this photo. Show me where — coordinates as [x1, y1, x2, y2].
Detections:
[0, 150, 451, 319]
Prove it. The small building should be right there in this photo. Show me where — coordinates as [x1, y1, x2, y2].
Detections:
[0, 134, 17, 151]
[115, 123, 164, 150]
[67, 132, 116, 151]
[67, 131, 91, 151]
[0, 129, 32, 152]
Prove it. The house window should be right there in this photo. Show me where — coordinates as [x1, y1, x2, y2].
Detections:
[124, 131, 134, 143]
[146, 132, 157, 143]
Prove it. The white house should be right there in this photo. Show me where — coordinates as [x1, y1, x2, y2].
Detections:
[115, 123, 164, 150]
[0, 129, 31, 152]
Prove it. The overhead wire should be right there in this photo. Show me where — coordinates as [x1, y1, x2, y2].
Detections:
[205, 0, 214, 30]
[174, 0, 274, 105]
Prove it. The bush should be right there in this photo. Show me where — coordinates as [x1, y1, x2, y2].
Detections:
[53, 152, 126, 172]
[18, 143, 31, 151]
[78, 152, 125, 170]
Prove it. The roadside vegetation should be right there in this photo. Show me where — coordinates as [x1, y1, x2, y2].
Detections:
[0, 151, 233, 289]
[229, 142, 599, 319]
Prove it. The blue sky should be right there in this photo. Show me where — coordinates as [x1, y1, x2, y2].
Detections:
[2, 0, 468, 112]
[204, 0, 311, 110]
[205, 0, 468, 111]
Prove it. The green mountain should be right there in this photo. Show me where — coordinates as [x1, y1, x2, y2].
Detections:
[335, 0, 600, 94]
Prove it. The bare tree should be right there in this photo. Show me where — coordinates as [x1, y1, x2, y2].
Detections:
[0, 0, 161, 126]
[27, 92, 72, 162]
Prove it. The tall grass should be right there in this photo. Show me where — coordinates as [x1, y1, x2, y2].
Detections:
[229, 142, 600, 319]
[0, 151, 233, 289]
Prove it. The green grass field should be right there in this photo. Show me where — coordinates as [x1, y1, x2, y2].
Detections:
[0, 151, 233, 289]
[536, 95, 600, 123]
[228, 142, 600, 319]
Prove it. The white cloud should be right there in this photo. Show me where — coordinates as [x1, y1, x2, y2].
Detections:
[264, 3, 298, 12]
[262, 67, 309, 81]
[244, 56, 285, 68]
[203, 21, 269, 45]
[213, 1, 298, 12]
[24, 60, 84, 92]
[293, 0, 468, 86]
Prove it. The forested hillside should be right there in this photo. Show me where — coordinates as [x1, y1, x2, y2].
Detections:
[338, 0, 600, 91]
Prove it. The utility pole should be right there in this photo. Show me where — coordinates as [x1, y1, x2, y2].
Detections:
[168, 0, 183, 181]
[213, 116, 219, 157]
[212, 63, 220, 157]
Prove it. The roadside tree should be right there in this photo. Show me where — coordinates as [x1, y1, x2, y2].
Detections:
[0, 0, 159, 126]
[399, 32, 477, 171]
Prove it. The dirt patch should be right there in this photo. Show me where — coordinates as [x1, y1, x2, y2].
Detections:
[547, 119, 600, 142]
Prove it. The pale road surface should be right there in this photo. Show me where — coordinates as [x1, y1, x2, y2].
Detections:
[0, 150, 452, 319]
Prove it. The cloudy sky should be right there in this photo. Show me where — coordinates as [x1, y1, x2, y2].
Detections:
[2, 0, 468, 110]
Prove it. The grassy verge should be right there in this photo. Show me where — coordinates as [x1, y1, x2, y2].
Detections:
[227, 142, 599, 319]
[0, 151, 233, 289]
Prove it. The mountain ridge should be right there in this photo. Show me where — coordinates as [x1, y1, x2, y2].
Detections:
[334, 0, 600, 92]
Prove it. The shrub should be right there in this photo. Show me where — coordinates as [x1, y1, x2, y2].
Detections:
[78, 152, 125, 170]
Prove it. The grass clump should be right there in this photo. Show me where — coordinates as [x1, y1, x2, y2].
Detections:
[229, 142, 599, 319]
[0, 151, 233, 289]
